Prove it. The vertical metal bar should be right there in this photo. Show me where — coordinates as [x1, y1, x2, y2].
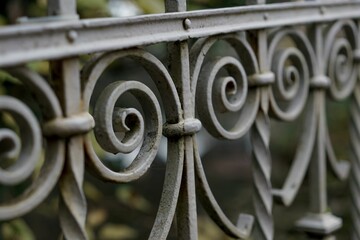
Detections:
[310, 26, 327, 215]
[350, 20, 360, 239]
[172, 43, 198, 239]
[165, 1, 198, 239]
[48, 0, 87, 239]
[165, 0, 186, 12]
[295, 21, 341, 240]
[350, 84, 360, 240]
[248, 0, 274, 238]
[48, 0, 77, 17]
[310, 90, 327, 214]
[54, 59, 88, 240]
[251, 107, 273, 240]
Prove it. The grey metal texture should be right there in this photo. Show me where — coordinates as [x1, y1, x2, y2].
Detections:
[0, 1, 359, 66]
[0, 0, 359, 239]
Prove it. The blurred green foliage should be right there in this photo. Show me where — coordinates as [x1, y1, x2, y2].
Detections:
[2, 219, 35, 240]
[0, 0, 290, 25]
[77, 0, 110, 18]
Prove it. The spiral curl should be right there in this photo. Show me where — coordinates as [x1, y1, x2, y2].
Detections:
[92, 80, 162, 181]
[0, 67, 64, 220]
[0, 97, 41, 185]
[82, 49, 187, 239]
[0, 129, 20, 162]
[324, 20, 358, 100]
[196, 56, 253, 139]
[94, 82, 147, 155]
[82, 49, 181, 183]
[189, 34, 260, 239]
[191, 35, 260, 140]
[268, 30, 314, 121]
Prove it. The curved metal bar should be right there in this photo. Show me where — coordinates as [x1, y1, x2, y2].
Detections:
[272, 94, 317, 207]
[190, 34, 259, 100]
[324, 20, 358, 100]
[268, 29, 317, 76]
[190, 34, 260, 139]
[0, 67, 65, 220]
[6, 67, 63, 117]
[193, 137, 254, 239]
[81, 48, 182, 183]
[267, 28, 316, 121]
[0, 97, 41, 184]
[148, 139, 184, 240]
[82, 48, 182, 124]
[325, 131, 350, 181]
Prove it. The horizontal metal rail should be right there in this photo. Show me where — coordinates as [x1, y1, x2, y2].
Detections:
[0, 0, 359, 67]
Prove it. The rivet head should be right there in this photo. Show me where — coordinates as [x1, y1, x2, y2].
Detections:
[263, 13, 269, 20]
[67, 30, 78, 43]
[183, 18, 191, 30]
[320, 6, 325, 14]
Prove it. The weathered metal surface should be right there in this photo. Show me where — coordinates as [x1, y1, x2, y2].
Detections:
[166, 2, 199, 239]
[48, 1, 88, 239]
[0, 67, 65, 219]
[53, 57, 88, 240]
[0, 1, 360, 66]
[0, 0, 359, 239]
[350, 83, 360, 240]
[251, 30, 274, 240]
[191, 33, 257, 239]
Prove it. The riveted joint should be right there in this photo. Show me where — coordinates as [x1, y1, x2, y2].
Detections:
[183, 18, 191, 30]
[43, 112, 95, 138]
[310, 75, 330, 89]
[163, 118, 202, 138]
[248, 72, 275, 87]
[67, 30, 78, 43]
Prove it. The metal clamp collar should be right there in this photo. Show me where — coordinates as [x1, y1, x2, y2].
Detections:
[310, 75, 330, 89]
[248, 72, 275, 87]
[43, 112, 95, 138]
[163, 118, 202, 138]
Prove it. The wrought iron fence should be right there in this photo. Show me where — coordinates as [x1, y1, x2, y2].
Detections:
[0, 0, 359, 239]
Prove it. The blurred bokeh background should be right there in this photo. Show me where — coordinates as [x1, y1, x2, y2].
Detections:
[0, 0, 351, 239]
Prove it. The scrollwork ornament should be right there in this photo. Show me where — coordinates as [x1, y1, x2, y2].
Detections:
[191, 34, 260, 140]
[92, 79, 162, 181]
[268, 29, 314, 121]
[190, 34, 260, 239]
[324, 20, 358, 100]
[196, 56, 251, 139]
[82, 48, 182, 182]
[82, 48, 186, 239]
[194, 137, 254, 238]
[0, 67, 64, 220]
[0, 97, 40, 185]
[271, 26, 351, 213]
